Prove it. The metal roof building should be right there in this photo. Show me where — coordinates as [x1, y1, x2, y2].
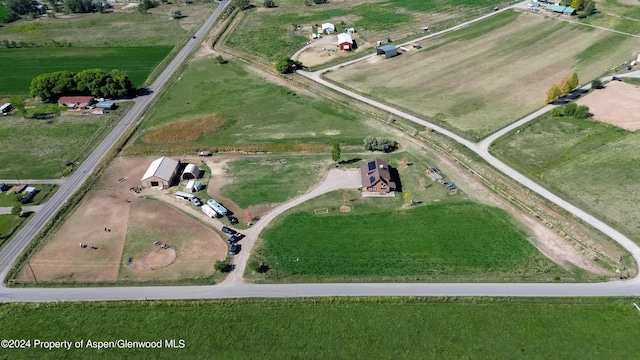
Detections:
[376, 45, 398, 58]
[141, 157, 179, 188]
[337, 33, 353, 50]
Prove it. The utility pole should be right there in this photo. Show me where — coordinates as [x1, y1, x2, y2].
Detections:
[27, 262, 38, 283]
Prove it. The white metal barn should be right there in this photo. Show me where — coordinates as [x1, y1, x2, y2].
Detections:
[182, 163, 202, 180]
[140, 157, 179, 188]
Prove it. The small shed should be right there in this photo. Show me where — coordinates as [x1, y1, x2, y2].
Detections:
[182, 163, 202, 180]
[186, 179, 196, 193]
[376, 45, 398, 58]
[337, 33, 353, 51]
[96, 101, 116, 110]
[321, 22, 335, 34]
[194, 181, 203, 192]
[13, 184, 26, 194]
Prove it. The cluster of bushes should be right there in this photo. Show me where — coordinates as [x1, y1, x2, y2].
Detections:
[550, 102, 590, 119]
[274, 55, 302, 73]
[0, 39, 73, 48]
[30, 69, 134, 99]
[363, 136, 398, 153]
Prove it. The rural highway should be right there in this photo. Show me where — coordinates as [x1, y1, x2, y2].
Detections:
[2, 2, 640, 302]
[0, 1, 231, 289]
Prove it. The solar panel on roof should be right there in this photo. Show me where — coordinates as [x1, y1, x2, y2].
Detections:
[368, 161, 376, 171]
[369, 176, 375, 184]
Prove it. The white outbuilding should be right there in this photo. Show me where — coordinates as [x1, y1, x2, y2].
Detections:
[182, 163, 202, 180]
[321, 23, 335, 34]
[141, 157, 180, 188]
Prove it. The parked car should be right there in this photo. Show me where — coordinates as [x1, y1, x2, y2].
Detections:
[198, 151, 212, 157]
[190, 197, 202, 207]
[229, 243, 240, 255]
[227, 215, 239, 224]
[228, 233, 245, 244]
[221, 226, 237, 235]
[612, 76, 621, 81]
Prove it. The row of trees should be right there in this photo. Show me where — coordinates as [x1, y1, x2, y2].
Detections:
[550, 102, 590, 119]
[30, 69, 134, 99]
[545, 72, 579, 103]
[274, 55, 302, 73]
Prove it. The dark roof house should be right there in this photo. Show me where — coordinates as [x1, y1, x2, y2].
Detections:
[360, 159, 396, 194]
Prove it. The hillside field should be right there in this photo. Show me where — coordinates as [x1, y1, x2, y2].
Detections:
[1, 297, 639, 359]
[325, 10, 640, 139]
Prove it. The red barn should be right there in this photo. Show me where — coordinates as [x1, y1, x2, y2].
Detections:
[337, 33, 353, 51]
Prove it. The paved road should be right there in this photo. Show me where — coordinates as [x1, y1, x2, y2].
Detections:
[0, 1, 230, 288]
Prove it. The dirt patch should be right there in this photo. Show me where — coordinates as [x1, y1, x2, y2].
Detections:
[138, 246, 177, 270]
[339, 205, 352, 213]
[577, 81, 640, 131]
[17, 156, 226, 283]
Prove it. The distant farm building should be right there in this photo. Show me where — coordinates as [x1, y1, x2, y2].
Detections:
[1, 103, 12, 114]
[337, 33, 353, 51]
[96, 101, 116, 110]
[376, 45, 398, 59]
[182, 163, 202, 180]
[545, 4, 576, 15]
[321, 23, 335, 34]
[361, 158, 396, 194]
[141, 156, 180, 188]
[57, 96, 95, 109]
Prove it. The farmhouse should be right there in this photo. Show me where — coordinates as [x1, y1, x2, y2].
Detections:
[376, 45, 398, 59]
[321, 23, 335, 34]
[141, 156, 180, 188]
[360, 159, 396, 194]
[545, 4, 576, 15]
[182, 163, 202, 180]
[337, 33, 353, 51]
[57, 96, 95, 109]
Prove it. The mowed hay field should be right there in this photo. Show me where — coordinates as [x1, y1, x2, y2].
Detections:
[15, 157, 226, 284]
[3, 297, 640, 359]
[0, 46, 172, 96]
[491, 114, 640, 243]
[257, 202, 569, 282]
[326, 11, 640, 139]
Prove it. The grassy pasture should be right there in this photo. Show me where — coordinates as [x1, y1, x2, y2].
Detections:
[129, 59, 385, 154]
[491, 114, 640, 242]
[325, 11, 640, 139]
[0, 214, 24, 248]
[225, 0, 503, 61]
[220, 156, 331, 208]
[0, 46, 172, 96]
[581, 0, 640, 35]
[256, 201, 568, 282]
[0, 4, 214, 47]
[0, 107, 124, 179]
[3, 297, 638, 359]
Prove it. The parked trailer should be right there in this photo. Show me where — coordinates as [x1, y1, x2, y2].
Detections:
[206, 198, 228, 216]
[0, 103, 12, 114]
[175, 191, 194, 200]
[201, 204, 218, 218]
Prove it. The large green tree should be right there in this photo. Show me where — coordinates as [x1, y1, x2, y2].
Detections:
[30, 69, 133, 99]
[331, 142, 341, 163]
[4, 0, 34, 15]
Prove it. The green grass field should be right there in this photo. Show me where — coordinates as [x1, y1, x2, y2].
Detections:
[582, 0, 640, 35]
[2, 297, 639, 359]
[220, 156, 331, 208]
[0, 214, 24, 247]
[0, 106, 126, 179]
[256, 201, 568, 282]
[225, 0, 503, 61]
[0, 46, 172, 96]
[326, 11, 640, 139]
[491, 114, 640, 242]
[0, 184, 58, 207]
[129, 59, 385, 154]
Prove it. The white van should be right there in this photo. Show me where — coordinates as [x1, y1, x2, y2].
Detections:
[175, 191, 194, 200]
[201, 204, 218, 218]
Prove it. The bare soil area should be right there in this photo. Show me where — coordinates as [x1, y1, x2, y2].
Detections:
[577, 81, 640, 131]
[18, 157, 226, 283]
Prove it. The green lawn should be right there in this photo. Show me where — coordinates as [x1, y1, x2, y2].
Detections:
[0, 184, 58, 207]
[0, 46, 172, 96]
[0, 107, 125, 179]
[220, 156, 331, 208]
[1, 297, 639, 359]
[257, 202, 568, 282]
[0, 214, 24, 246]
[491, 113, 640, 242]
[129, 59, 385, 154]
